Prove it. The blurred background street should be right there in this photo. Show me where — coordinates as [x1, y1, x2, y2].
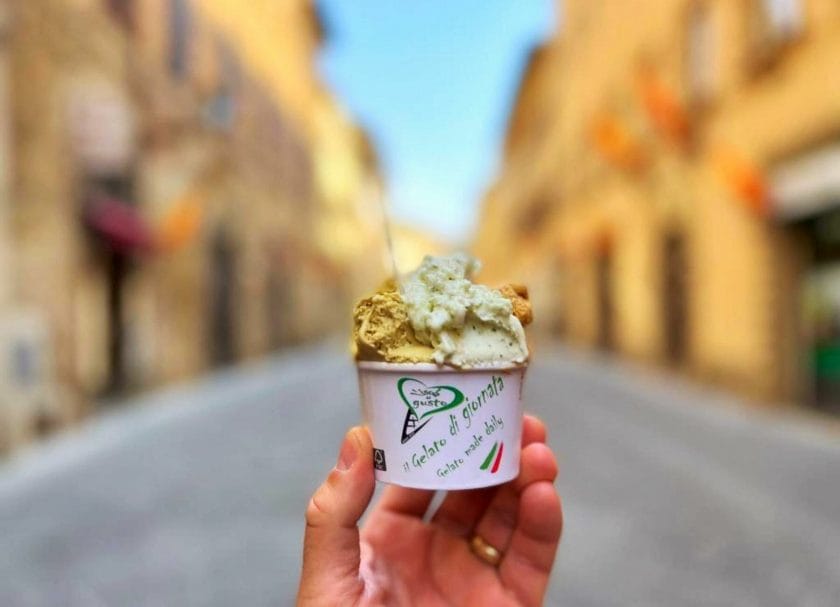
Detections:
[1, 0, 840, 605]
[1, 343, 839, 606]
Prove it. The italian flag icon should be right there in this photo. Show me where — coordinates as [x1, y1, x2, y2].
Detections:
[480, 441, 504, 474]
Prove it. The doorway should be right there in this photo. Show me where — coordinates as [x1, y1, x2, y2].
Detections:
[596, 252, 614, 351]
[800, 211, 840, 414]
[267, 266, 289, 350]
[84, 174, 136, 396]
[210, 229, 236, 366]
[662, 232, 688, 365]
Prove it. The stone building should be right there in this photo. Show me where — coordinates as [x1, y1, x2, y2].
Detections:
[0, 0, 379, 451]
[6, 0, 139, 440]
[199, 0, 391, 306]
[475, 0, 840, 410]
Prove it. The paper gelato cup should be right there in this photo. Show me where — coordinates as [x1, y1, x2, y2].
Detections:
[357, 361, 527, 489]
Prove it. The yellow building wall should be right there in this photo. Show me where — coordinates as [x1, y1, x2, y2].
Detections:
[690, 172, 773, 392]
[10, 0, 133, 402]
[613, 190, 660, 360]
[476, 0, 840, 402]
[196, 0, 324, 141]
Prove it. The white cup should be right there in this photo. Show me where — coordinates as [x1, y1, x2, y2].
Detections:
[357, 361, 527, 489]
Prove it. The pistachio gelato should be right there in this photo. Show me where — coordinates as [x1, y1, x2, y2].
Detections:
[352, 253, 531, 367]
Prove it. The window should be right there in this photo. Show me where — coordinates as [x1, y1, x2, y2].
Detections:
[517, 197, 552, 235]
[107, 0, 135, 31]
[686, 3, 717, 105]
[169, 0, 191, 79]
[201, 40, 240, 131]
[747, 0, 804, 71]
[760, 0, 803, 40]
[217, 40, 242, 92]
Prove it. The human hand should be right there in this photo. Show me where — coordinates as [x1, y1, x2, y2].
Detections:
[297, 415, 562, 606]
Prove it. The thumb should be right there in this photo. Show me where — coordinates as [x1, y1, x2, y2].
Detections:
[297, 426, 375, 605]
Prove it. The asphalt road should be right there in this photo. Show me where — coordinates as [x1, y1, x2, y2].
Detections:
[1, 343, 839, 606]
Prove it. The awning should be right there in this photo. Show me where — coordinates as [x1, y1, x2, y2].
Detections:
[771, 144, 840, 221]
[156, 191, 204, 253]
[84, 197, 153, 254]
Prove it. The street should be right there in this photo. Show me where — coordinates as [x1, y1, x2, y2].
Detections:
[1, 342, 839, 607]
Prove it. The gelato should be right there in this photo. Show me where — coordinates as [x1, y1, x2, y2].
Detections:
[352, 281, 434, 363]
[353, 253, 531, 367]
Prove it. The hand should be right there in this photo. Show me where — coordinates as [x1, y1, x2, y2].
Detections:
[297, 415, 562, 606]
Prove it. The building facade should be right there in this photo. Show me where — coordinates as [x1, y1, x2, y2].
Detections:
[475, 0, 840, 410]
[198, 0, 393, 304]
[0, 0, 382, 452]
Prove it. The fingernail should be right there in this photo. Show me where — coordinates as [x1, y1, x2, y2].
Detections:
[336, 431, 357, 471]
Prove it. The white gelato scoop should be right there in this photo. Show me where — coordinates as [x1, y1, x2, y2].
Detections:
[400, 253, 528, 367]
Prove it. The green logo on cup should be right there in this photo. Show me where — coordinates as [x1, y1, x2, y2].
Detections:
[398, 377, 465, 419]
[397, 377, 465, 444]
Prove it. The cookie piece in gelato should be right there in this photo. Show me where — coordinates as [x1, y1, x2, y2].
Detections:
[498, 283, 533, 326]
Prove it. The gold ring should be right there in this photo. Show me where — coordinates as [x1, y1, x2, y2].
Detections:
[469, 534, 503, 567]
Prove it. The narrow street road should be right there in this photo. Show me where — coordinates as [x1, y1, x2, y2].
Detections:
[1, 343, 839, 606]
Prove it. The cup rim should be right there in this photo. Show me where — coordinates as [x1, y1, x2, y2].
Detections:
[356, 361, 528, 372]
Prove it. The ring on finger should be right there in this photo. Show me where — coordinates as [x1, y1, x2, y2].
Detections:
[469, 534, 503, 567]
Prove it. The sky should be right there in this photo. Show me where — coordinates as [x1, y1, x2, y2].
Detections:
[318, 1, 555, 244]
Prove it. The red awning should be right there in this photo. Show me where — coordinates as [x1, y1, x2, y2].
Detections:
[85, 197, 153, 254]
